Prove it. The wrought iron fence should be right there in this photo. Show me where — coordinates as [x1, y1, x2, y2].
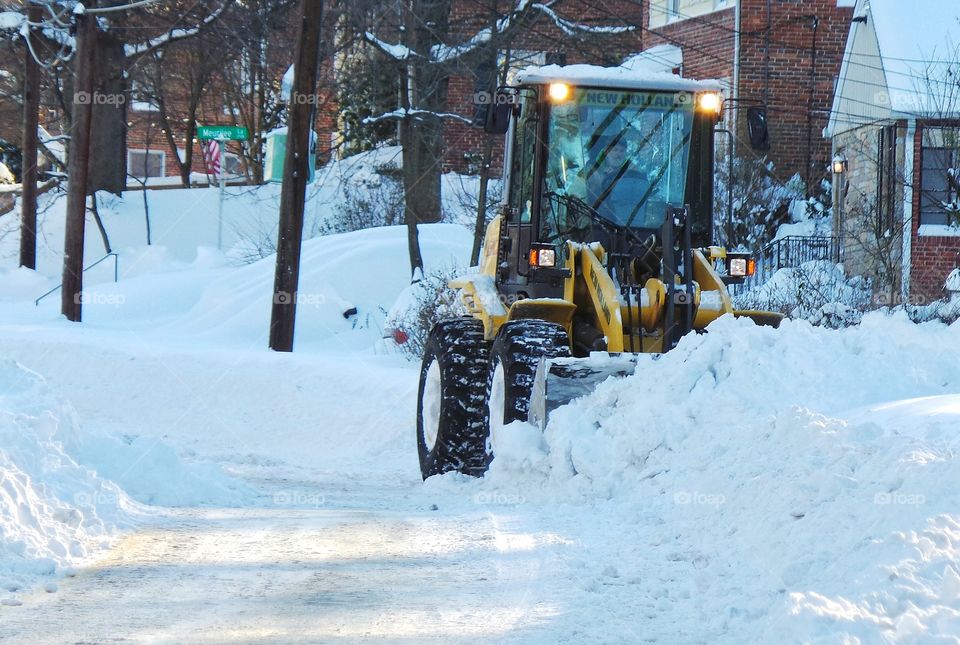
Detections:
[730, 235, 840, 295]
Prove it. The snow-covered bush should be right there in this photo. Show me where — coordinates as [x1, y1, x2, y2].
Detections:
[319, 171, 405, 235]
[734, 260, 871, 327]
[714, 154, 806, 248]
[0, 162, 14, 185]
[908, 268, 960, 324]
[384, 266, 465, 360]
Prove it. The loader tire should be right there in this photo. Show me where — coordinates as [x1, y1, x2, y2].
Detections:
[416, 318, 490, 480]
[486, 320, 571, 461]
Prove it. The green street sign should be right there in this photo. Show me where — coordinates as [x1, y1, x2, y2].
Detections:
[197, 125, 249, 141]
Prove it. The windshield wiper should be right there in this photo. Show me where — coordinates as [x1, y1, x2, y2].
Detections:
[545, 191, 655, 249]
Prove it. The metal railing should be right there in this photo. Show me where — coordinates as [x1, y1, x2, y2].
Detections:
[731, 235, 840, 294]
[35, 252, 119, 306]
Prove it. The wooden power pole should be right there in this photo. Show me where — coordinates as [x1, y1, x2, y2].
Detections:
[268, 0, 324, 351]
[61, 4, 97, 322]
[19, 2, 41, 270]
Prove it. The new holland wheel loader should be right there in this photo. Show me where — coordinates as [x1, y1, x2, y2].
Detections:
[416, 64, 781, 479]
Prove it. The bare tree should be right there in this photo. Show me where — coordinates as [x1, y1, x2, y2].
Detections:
[359, 0, 634, 280]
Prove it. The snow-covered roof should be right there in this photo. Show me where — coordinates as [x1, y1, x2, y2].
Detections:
[516, 63, 721, 94]
[871, 0, 960, 114]
[621, 45, 683, 76]
[0, 10, 23, 31]
[828, 0, 960, 134]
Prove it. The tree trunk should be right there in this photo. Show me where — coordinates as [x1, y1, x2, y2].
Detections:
[62, 6, 98, 322]
[399, 0, 453, 281]
[470, 135, 495, 266]
[89, 192, 112, 254]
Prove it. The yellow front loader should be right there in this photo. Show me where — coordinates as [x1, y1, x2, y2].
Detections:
[415, 64, 780, 479]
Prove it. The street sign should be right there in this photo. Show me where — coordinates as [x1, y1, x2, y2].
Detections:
[197, 125, 248, 141]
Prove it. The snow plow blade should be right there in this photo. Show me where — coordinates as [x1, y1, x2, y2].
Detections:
[529, 354, 640, 431]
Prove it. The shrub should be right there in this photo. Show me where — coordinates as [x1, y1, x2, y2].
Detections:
[384, 266, 465, 360]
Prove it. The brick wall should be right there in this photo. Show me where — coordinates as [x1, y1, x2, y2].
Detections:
[910, 122, 960, 302]
[737, 0, 852, 189]
[639, 1, 852, 190]
[643, 6, 736, 85]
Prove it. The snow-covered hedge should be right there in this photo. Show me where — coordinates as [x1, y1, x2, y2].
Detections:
[734, 260, 871, 327]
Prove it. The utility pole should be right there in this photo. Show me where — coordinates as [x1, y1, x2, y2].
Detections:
[268, 0, 324, 351]
[61, 2, 97, 322]
[19, 2, 42, 270]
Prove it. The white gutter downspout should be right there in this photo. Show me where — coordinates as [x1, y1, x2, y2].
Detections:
[901, 119, 916, 302]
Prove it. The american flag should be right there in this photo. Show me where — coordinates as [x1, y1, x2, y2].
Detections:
[204, 140, 221, 178]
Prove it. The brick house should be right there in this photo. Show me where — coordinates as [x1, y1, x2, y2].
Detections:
[122, 8, 338, 185]
[827, 0, 960, 303]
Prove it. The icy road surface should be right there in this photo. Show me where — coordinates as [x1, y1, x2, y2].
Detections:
[0, 493, 574, 643]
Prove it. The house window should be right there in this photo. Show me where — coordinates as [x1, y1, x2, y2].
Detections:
[920, 127, 960, 227]
[129, 80, 158, 113]
[127, 149, 165, 178]
[668, 0, 681, 19]
[876, 124, 897, 234]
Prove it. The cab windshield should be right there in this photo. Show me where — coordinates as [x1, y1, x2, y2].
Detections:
[541, 87, 694, 239]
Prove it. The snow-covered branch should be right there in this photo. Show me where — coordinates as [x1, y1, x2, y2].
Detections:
[363, 108, 474, 126]
[531, 4, 634, 36]
[431, 0, 535, 64]
[365, 0, 630, 67]
[364, 31, 420, 61]
[124, 2, 226, 57]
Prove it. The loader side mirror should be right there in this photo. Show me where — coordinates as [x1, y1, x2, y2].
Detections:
[484, 89, 516, 134]
[747, 107, 770, 151]
[471, 60, 496, 128]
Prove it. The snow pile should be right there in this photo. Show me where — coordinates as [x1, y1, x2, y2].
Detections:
[0, 361, 130, 604]
[487, 313, 960, 641]
[172, 223, 471, 351]
[735, 260, 871, 325]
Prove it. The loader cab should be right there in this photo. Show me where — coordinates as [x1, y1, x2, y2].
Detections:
[494, 73, 721, 300]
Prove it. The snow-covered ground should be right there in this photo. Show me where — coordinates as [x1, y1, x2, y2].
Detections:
[0, 167, 958, 642]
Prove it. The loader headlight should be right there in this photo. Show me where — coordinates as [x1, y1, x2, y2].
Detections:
[727, 254, 756, 277]
[697, 92, 723, 116]
[529, 247, 557, 267]
[548, 82, 572, 102]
